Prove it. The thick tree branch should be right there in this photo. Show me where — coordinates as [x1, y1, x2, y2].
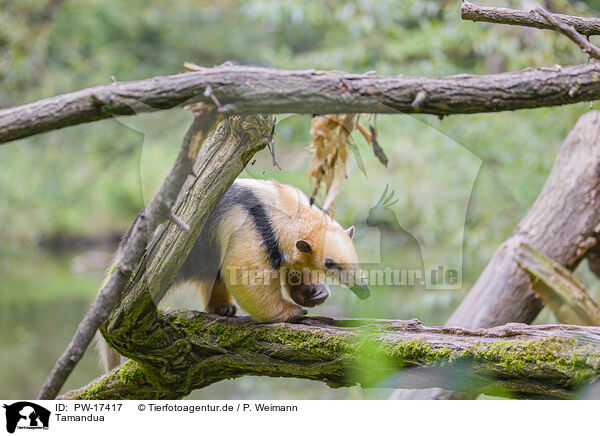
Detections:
[461, 1, 600, 36]
[517, 243, 600, 326]
[94, 114, 275, 390]
[3, 64, 600, 144]
[36, 107, 219, 400]
[59, 313, 600, 400]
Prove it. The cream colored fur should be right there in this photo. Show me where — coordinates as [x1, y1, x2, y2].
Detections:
[100, 179, 363, 371]
[204, 179, 362, 322]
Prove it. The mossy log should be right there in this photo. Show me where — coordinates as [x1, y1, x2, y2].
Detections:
[61, 313, 600, 400]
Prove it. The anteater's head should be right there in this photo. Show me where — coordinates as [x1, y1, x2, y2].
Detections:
[294, 217, 370, 300]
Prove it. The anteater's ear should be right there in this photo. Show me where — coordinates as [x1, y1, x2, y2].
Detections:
[296, 240, 312, 253]
[345, 226, 355, 239]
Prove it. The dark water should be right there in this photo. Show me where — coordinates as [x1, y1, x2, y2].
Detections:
[0, 300, 103, 399]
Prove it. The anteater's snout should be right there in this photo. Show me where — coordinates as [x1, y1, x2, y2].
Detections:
[350, 281, 371, 300]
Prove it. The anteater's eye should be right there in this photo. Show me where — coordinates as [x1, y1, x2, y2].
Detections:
[324, 258, 337, 269]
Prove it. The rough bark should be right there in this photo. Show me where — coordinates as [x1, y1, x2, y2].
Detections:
[97, 114, 275, 387]
[36, 107, 218, 400]
[3, 64, 600, 144]
[59, 313, 600, 400]
[516, 244, 600, 326]
[461, 1, 600, 36]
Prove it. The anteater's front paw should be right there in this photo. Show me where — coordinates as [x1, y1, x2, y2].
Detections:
[271, 304, 307, 323]
[208, 304, 237, 317]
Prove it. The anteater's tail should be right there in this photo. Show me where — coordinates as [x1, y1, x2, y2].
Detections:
[96, 332, 122, 372]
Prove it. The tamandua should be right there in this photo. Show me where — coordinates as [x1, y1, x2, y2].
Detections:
[100, 179, 369, 370]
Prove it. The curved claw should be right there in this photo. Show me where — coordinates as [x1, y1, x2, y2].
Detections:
[209, 304, 237, 317]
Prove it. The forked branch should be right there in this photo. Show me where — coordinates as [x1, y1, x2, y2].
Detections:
[461, 1, 600, 36]
[535, 8, 600, 60]
[37, 107, 219, 400]
[462, 2, 600, 59]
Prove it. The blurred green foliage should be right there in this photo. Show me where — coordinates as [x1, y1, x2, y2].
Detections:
[0, 0, 597, 249]
[2, 0, 600, 399]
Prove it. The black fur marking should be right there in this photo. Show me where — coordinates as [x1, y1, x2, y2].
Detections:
[176, 182, 284, 282]
[233, 185, 284, 270]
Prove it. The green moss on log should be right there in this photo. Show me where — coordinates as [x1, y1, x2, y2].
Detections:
[464, 337, 600, 385]
[65, 312, 600, 399]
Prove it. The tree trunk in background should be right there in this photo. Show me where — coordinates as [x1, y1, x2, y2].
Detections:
[398, 111, 600, 399]
[449, 111, 600, 329]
